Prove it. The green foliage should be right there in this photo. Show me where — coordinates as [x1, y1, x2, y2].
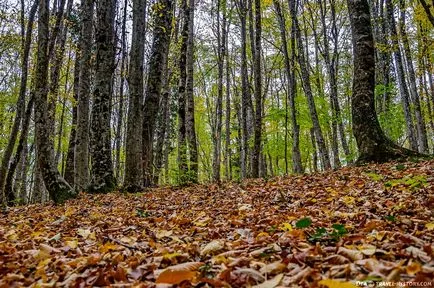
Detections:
[308, 224, 347, 242]
[296, 217, 312, 228]
[385, 175, 427, 190]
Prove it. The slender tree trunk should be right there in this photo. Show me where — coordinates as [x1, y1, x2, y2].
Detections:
[290, 0, 331, 170]
[125, 0, 146, 191]
[64, 55, 80, 185]
[115, 0, 128, 181]
[274, 0, 303, 173]
[178, 0, 189, 184]
[142, 0, 173, 187]
[224, 26, 232, 180]
[251, 0, 263, 178]
[213, 0, 226, 182]
[386, 0, 418, 151]
[89, 0, 117, 193]
[5, 97, 34, 205]
[399, 0, 428, 153]
[186, 0, 198, 183]
[0, 0, 38, 206]
[75, 0, 94, 190]
[34, 0, 75, 203]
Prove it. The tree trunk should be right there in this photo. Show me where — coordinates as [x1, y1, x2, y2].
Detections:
[142, 0, 173, 187]
[89, 0, 117, 193]
[178, 0, 189, 184]
[273, 0, 303, 173]
[114, 0, 128, 181]
[34, 0, 75, 203]
[125, 0, 146, 191]
[290, 0, 331, 170]
[186, 0, 198, 183]
[75, 0, 94, 190]
[64, 55, 80, 185]
[251, 0, 263, 178]
[0, 0, 38, 206]
[213, 0, 226, 182]
[399, 0, 428, 153]
[386, 0, 418, 151]
[347, 0, 420, 163]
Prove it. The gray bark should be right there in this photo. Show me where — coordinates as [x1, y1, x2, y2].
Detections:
[125, 0, 146, 191]
[34, 0, 75, 203]
[386, 0, 418, 151]
[273, 0, 303, 173]
[142, 0, 173, 187]
[186, 0, 198, 183]
[399, 0, 429, 153]
[290, 0, 331, 170]
[75, 0, 94, 190]
[89, 0, 117, 193]
[0, 0, 38, 206]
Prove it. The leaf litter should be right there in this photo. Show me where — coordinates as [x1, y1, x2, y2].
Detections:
[0, 160, 433, 287]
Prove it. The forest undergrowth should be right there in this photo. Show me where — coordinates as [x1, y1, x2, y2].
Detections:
[1, 160, 433, 287]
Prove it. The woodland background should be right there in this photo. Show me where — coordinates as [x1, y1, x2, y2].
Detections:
[0, 0, 433, 204]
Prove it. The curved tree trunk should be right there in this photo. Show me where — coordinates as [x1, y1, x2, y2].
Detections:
[34, 0, 75, 203]
[0, 0, 38, 206]
[347, 0, 421, 163]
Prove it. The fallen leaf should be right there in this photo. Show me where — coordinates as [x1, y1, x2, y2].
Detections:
[155, 262, 203, 284]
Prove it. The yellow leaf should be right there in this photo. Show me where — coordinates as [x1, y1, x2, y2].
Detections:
[65, 207, 75, 216]
[318, 279, 358, 288]
[155, 262, 203, 284]
[280, 222, 293, 231]
[253, 273, 284, 288]
[99, 242, 118, 253]
[425, 222, 434, 231]
[31, 231, 43, 238]
[163, 252, 182, 260]
[66, 240, 78, 249]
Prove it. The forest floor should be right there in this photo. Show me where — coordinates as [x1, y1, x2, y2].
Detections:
[1, 161, 433, 287]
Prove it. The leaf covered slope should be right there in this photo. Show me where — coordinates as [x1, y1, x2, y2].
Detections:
[1, 161, 433, 287]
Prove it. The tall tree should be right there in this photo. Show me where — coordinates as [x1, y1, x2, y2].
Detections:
[114, 0, 128, 180]
[89, 0, 117, 193]
[142, 0, 174, 187]
[399, 0, 429, 153]
[386, 0, 418, 151]
[251, 0, 263, 178]
[75, 0, 94, 190]
[125, 0, 146, 191]
[290, 0, 331, 170]
[347, 0, 420, 163]
[0, 0, 38, 206]
[185, 0, 198, 183]
[34, 0, 75, 203]
[273, 0, 303, 173]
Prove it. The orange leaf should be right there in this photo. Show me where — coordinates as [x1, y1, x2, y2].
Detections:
[155, 262, 203, 284]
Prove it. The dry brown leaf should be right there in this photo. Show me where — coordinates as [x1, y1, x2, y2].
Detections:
[252, 273, 284, 288]
[155, 262, 203, 284]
